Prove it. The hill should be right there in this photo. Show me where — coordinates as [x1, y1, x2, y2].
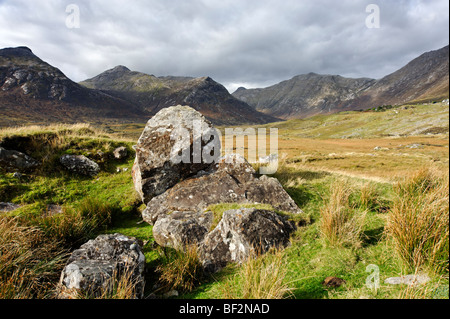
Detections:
[80, 66, 279, 125]
[233, 45, 449, 119]
[0, 47, 146, 127]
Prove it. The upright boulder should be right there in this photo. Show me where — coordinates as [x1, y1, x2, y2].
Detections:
[132, 105, 221, 203]
[58, 233, 145, 299]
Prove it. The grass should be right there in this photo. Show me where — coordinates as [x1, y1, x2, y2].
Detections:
[319, 182, 367, 248]
[220, 250, 293, 299]
[0, 102, 448, 299]
[155, 245, 205, 294]
[385, 168, 449, 274]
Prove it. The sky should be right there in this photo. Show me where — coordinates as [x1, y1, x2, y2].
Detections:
[0, 0, 448, 93]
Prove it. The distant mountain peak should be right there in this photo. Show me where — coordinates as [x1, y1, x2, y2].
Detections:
[0, 46, 35, 58]
[110, 65, 131, 72]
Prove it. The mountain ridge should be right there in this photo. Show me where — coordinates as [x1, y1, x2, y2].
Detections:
[80, 66, 279, 125]
[233, 45, 449, 119]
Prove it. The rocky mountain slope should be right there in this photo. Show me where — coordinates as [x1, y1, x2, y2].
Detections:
[347, 45, 449, 109]
[233, 73, 376, 119]
[0, 47, 146, 127]
[233, 45, 449, 119]
[80, 66, 279, 125]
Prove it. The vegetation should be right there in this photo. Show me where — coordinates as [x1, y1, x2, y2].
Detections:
[0, 102, 448, 299]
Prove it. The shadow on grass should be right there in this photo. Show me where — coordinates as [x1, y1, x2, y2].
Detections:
[291, 278, 329, 299]
[285, 186, 321, 210]
[362, 226, 385, 247]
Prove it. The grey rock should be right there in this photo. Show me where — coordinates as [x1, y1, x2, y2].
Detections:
[384, 274, 431, 286]
[153, 211, 213, 249]
[0, 147, 39, 171]
[142, 154, 302, 225]
[113, 146, 128, 160]
[198, 208, 296, 273]
[0, 202, 21, 213]
[60, 154, 100, 177]
[132, 105, 221, 203]
[58, 233, 146, 299]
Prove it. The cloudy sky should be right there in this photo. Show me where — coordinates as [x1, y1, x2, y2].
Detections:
[0, 0, 448, 92]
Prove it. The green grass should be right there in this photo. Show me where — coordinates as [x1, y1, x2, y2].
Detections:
[1, 118, 448, 299]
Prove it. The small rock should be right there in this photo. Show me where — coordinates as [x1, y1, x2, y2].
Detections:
[113, 146, 128, 160]
[384, 274, 431, 286]
[13, 172, 22, 179]
[406, 144, 424, 149]
[0, 202, 21, 213]
[163, 290, 179, 298]
[0, 147, 39, 171]
[322, 276, 346, 288]
[60, 154, 100, 177]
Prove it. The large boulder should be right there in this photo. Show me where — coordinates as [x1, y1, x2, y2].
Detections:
[153, 211, 213, 249]
[142, 154, 302, 225]
[132, 105, 221, 203]
[0, 146, 39, 171]
[58, 233, 145, 299]
[60, 154, 100, 177]
[198, 208, 296, 273]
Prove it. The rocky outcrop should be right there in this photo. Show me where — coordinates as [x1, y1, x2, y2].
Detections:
[0, 146, 39, 171]
[198, 208, 296, 273]
[142, 153, 302, 225]
[58, 233, 146, 299]
[133, 105, 302, 272]
[132, 105, 220, 203]
[60, 154, 100, 177]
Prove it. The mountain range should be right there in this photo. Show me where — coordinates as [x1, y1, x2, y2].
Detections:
[233, 45, 449, 119]
[1, 45, 448, 127]
[0, 47, 277, 127]
[79, 66, 278, 125]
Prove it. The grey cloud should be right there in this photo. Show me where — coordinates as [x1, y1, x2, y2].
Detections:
[0, 0, 448, 93]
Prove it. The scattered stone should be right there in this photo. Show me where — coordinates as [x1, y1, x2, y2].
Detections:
[0, 202, 21, 213]
[132, 105, 221, 203]
[142, 154, 302, 225]
[60, 154, 100, 177]
[113, 146, 128, 160]
[0, 147, 39, 171]
[46, 204, 63, 216]
[198, 208, 296, 273]
[384, 274, 431, 286]
[153, 211, 213, 249]
[13, 172, 22, 179]
[163, 290, 179, 299]
[322, 276, 346, 288]
[406, 143, 424, 149]
[58, 233, 146, 299]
